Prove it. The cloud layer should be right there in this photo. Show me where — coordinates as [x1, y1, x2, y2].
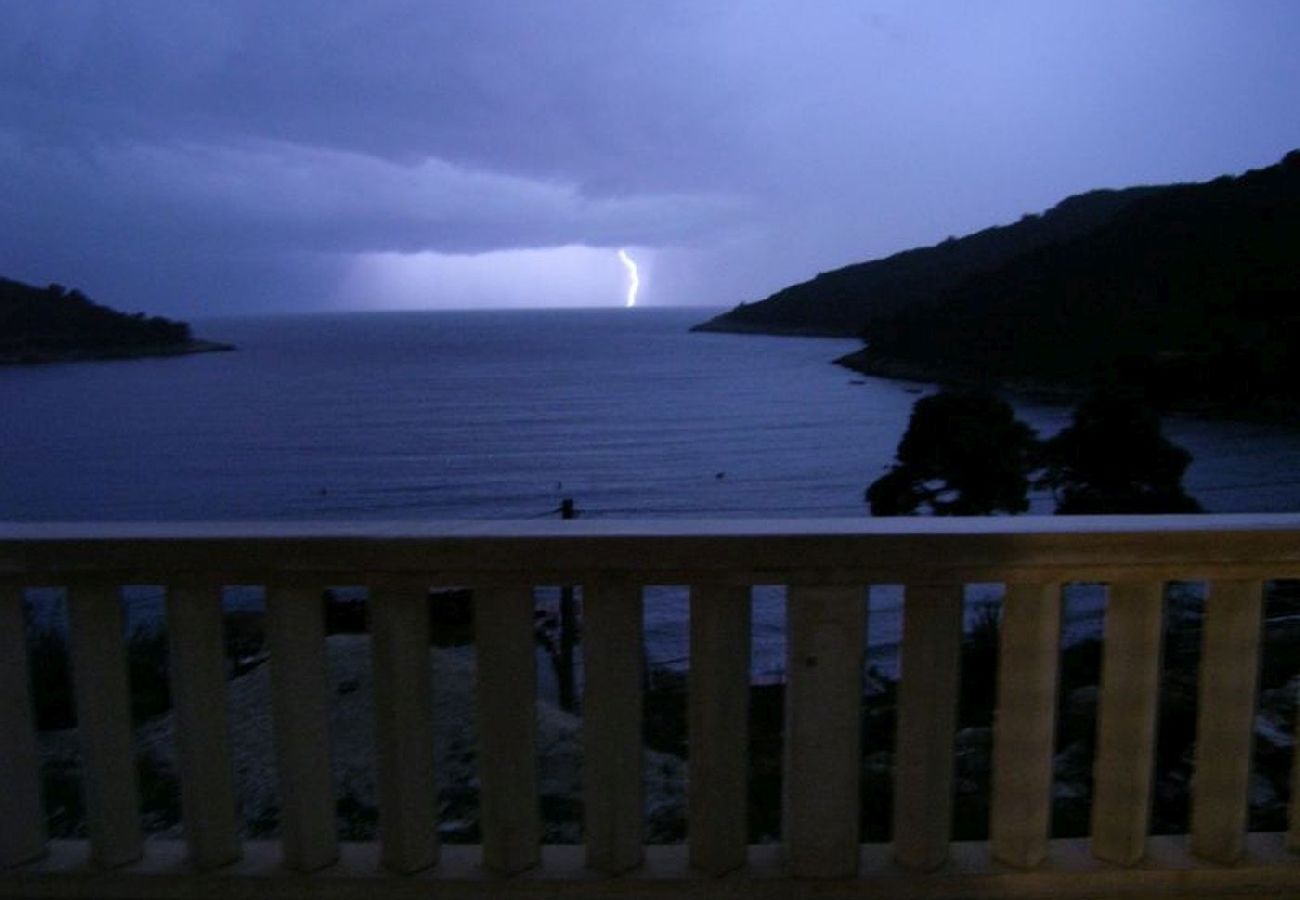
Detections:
[2, 1, 1298, 313]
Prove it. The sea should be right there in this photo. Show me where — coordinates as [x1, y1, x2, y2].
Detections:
[6, 307, 1300, 684]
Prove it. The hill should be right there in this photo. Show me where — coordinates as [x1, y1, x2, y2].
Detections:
[0, 278, 232, 364]
[841, 150, 1300, 416]
[691, 184, 1163, 337]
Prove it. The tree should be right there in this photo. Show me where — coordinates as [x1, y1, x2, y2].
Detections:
[866, 390, 1038, 516]
[1038, 390, 1201, 514]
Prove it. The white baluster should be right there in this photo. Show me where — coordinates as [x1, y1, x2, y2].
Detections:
[68, 583, 143, 868]
[688, 584, 750, 876]
[990, 582, 1061, 869]
[893, 584, 963, 871]
[0, 588, 45, 867]
[475, 585, 541, 875]
[1191, 580, 1263, 863]
[1091, 581, 1163, 865]
[785, 585, 864, 878]
[266, 584, 337, 872]
[166, 582, 241, 869]
[583, 578, 644, 875]
[370, 581, 439, 874]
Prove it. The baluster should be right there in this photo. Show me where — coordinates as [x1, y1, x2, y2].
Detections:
[370, 581, 439, 874]
[583, 578, 644, 874]
[990, 583, 1061, 869]
[1191, 580, 1263, 863]
[1091, 580, 1164, 865]
[165, 582, 241, 870]
[688, 584, 751, 876]
[893, 583, 964, 871]
[67, 583, 143, 868]
[1292, 618, 1300, 854]
[475, 585, 540, 875]
[266, 584, 337, 872]
[785, 585, 864, 878]
[0, 588, 46, 867]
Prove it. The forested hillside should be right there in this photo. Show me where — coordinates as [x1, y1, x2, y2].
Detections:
[692, 185, 1161, 336]
[695, 150, 1300, 417]
[0, 278, 229, 363]
[844, 150, 1300, 414]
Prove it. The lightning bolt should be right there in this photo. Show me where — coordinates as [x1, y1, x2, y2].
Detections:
[618, 249, 640, 308]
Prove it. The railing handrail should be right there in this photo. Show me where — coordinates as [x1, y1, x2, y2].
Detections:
[6, 511, 1300, 538]
[4, 514, 1300, 585]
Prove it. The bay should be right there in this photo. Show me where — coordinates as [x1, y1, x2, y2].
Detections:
[5, 307, 1299, 680]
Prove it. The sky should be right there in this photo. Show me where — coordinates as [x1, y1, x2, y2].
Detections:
[1, 2, 1298, 317]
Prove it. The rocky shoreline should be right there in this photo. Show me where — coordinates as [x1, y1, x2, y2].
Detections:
[833, 346, 1300, 423]
[689, 315, 855, 339]
[687, 313, 1085, 397]
[689, 316, 1300, 422]
[832, 345, 1091, 402]
[0, 338, 234, 366]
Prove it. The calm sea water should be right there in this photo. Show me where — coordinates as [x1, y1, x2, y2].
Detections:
[1, 308, 887, 520]
[5, 307, 1300, 679]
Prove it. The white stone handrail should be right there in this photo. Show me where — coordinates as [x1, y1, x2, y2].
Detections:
[2, 514, 1300, 899]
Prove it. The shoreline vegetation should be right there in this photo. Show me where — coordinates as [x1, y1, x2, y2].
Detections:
[0, 276, 233, 365]
[694, 150, 1300, 423]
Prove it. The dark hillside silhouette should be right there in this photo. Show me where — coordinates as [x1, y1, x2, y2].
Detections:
[692, 185, 1162, 336]
[843, 150, 1300, 414]
[0, 277, 230, 363]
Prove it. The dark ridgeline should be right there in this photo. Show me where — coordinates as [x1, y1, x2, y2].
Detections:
[0, 277, 232, 364]
[696, 149, 1300, 418]
[693, 183, 1162, 337]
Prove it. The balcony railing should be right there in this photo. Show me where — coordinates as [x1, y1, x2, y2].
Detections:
[3, 515, 1300, 898]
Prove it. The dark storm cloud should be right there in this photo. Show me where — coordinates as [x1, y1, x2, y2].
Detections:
[1, 1, 1298, 313]
[0, 2, 758, 190]
[1, 1, 767, 310]
[0, 134, 743, 254]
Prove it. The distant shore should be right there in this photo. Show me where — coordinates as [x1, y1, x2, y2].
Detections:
[690, 313, 1093, 401]
[833, 345, 1087, 400]
[0, 338, 235, 366]
[834, 345, 1300, 424]
[689, 314, 855, 339]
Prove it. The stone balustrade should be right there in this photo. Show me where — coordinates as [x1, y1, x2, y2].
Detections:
[3, 515, 1300, 899]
